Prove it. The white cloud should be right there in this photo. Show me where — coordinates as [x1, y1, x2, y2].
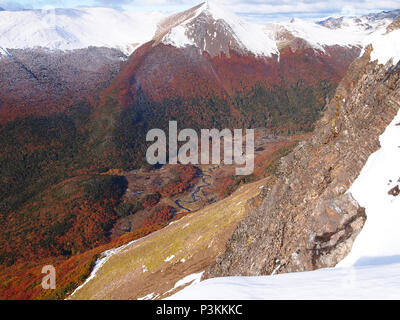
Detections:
[0, 0, 26, 10]
[100, 0, 400, 22]
[1, 0, 399, 22]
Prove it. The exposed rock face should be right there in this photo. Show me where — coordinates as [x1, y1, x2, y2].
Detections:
[206, 47, 400, 278]
[388, 185, 400, 197]
[153, 2, 278, 58]
[153, 3, 204, 44]
[386, 17, 400, 33]
[184, 11, 246, 57]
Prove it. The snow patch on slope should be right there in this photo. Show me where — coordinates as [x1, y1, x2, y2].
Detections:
[138, 292, 156, 300]
[163, 25, 193, 48]
[164, 255, 175, 262]
[173, 272, 204, 291]
[0, 8, 165, 55]
[68, 238, 141, 298]
[367, 29, 400, 66]
[205, 1, 278, 57]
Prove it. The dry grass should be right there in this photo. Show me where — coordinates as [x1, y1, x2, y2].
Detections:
[71, 178, 267, 300]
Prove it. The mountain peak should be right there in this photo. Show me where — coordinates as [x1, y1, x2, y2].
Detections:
[198, 1, 229, 15]
[155, 1, 278, 57]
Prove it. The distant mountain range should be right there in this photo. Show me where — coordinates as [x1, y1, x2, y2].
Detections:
[0, 8, 166, 54]
[0, 4, 398, 55]
[318, 9, 400, 30]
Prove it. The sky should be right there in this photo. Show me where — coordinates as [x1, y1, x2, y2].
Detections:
[0, 0, 399, 22]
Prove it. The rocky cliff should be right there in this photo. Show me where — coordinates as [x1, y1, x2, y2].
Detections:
[206, 42, 400, 277]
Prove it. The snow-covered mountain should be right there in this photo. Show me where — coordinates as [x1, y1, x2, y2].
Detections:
[155, 1, 278, 57]
[0, 3, 398, 58]
[266, 19, 367, 51]
[266, 10, 399, 53]
[318, 9, 400, 32]
[0, 7, 165, 55]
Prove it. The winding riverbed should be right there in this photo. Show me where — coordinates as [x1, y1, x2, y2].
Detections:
[175, 172, 212, 212]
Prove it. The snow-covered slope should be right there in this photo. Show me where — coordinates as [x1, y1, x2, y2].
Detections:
[0, 8, 165, 54]
[0, 3, 279, 57]
[159, 1, 278, 57]
[169, 262, 400, 300]
[266, 11, 399, 52]
[318, 10, 400, 32]
[366, 29, 400, 65]
[338, 100, 400, 267]
[267, 19, 367, 51]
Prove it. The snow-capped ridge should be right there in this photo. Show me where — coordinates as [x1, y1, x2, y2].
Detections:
[0, 3, 398, 59]
[365, 22, 400, 66]
[266, 9, 399, 54]
[159, 1, 278, 57]
[267, 17, 380, 53]
[0, 8, 166, 55]
[318, 9, 400, 32]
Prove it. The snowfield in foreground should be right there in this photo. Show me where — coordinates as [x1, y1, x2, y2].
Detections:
[169, 262, 400, 300]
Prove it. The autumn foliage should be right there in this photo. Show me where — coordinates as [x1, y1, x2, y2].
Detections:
[159, 165, 199, 198]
